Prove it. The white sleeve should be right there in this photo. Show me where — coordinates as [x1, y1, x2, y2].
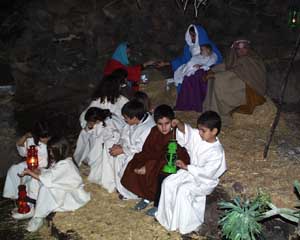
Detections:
[176, 123, 197, 152]
[187, 148, 224, 184]
[122, 127, 152, 156]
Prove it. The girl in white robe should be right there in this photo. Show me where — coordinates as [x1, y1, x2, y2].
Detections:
[18, 137, 90, 232]
[79, 74, 129, 129]
[74, 107, 124, 192]
[155, 111, 226, 234]
[3, 121, 51, 200]
[109, 100, 155, 199]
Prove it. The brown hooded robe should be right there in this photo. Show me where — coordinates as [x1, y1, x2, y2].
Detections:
[120, 126, 190, 201]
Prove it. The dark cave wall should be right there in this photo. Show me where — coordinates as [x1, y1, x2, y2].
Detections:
[2, 0, 300, 133]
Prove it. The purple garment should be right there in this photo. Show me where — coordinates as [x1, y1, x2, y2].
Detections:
[174, 69, 207, 112]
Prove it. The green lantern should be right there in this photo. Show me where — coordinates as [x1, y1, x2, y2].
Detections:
[288, 7, 300, 28]
[162, 139, 178, 174]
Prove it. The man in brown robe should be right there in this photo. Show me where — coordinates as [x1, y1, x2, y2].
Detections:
[203, 39, 266, 125]
[120, 105, 190, 210]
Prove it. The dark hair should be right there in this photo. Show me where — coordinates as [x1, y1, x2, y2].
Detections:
[201, 43, 213, 52]
[132, 91, 151, 112]
[92, 74, 121, 104]
[189, 26, 195, 33]
[153, 104, 175, 123]
[197, 111, 222, 135]
[111, 68, 128, 79]
[47, 137, 70, 165]
[84, 107, 112, 127]
[32, 120, 51, 145]
[121, 100, 146, 120]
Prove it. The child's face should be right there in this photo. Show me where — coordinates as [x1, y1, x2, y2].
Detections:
[123, 115, 139, 125]
[200, 46, 211, 57]
[197, 124, 217, 143]
[39, 137, 50, 144]
[87, 120, 100, 130]
[156, 117, 172, 135]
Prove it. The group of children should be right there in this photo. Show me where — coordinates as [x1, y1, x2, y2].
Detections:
[2, 66, 226, 235]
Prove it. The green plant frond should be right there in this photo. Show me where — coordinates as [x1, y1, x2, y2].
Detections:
[294, 180, 300, 194]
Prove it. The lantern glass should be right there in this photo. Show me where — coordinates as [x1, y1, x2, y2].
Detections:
[17, 185, 30, 214]
[162, 139, 178, 174]
[26, 145, 39, 170]
[288, 7, 300, 28]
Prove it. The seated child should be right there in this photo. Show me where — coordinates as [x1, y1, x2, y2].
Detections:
[15, 137, 90, 232]
[173, 44, 217, 87]
[155, 111, 226, 234]
[3, 120, 51, 201]
[121, 104, 190, 211]
[109, 100, 155, 199]
[111, 68, 134, 100]
[79, 74, 129, 128]
[73, 107, 124, 192]
[132, 91, 153, 113]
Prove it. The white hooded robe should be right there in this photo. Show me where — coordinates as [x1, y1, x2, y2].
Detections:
[73, 114, 124, 192]
[33, 157, 90, 218]
[155, 124, 226, 234]
[115, 113, 155, 199]
[3, 138, 48, 200]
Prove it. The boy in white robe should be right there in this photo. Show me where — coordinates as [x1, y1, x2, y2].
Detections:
[73, 107, 124, 192]
[109, 100, 155, 199]
[173, 44, 217, 87]
[155, 111, 226, 234]
[16, 137, 90, 232]
[3, 121, 51, 201]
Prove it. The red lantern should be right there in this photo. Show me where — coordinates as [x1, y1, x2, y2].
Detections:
[17, 184, 30, 214]
[26, 145, 38, 170]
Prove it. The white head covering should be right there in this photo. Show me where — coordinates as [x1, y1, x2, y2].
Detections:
[185, 24, 201, 56]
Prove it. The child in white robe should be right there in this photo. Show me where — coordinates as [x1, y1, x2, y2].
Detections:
[173, 44, 217, 87]
[3, 121, 51, 201]
[73, 107, 124, 192]
[16, 137, 90, 232]
[79, 74, 129, 129]
[155, 111, 226, 234]
[109, 100, 155, 199]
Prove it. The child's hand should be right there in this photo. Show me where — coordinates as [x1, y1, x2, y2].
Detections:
[176, 160, 188, 170]
[143, 60, 156, 68]
[18, 168, 33, 177]
[109, 144, 124, 156]
[134, 166, 146, 175]
[155, 61, 170, 68]
[171, 119, 179, 128]
[25, 132, 32, 138]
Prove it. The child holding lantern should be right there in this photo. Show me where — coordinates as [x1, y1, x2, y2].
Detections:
[3, 120, 51, 203]
[120, 104, 190, 212]
[17, 137, 90, 232]
[155, 111, 226, 234]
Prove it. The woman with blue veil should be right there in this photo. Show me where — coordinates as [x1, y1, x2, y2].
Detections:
[157, 24, 223, 112]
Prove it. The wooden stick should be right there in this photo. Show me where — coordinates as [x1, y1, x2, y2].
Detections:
[263, 31, 300, 159]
